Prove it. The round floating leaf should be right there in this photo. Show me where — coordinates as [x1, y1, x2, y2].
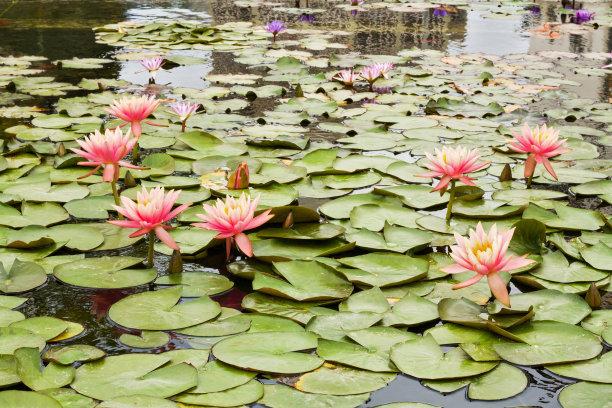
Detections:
[39, 388, 97, 408]
[54, 257, 154, 289]
[580, 242, 612, 271]
[0, 307, 24, 326]
[319, 193, 402, 219]
[316, 338, 397, 372]
[306, 312, 383, 341]
[558, 382, 612, 408]
[42, 345, 105, 365]
[424, 363, 527, 400]
[119, 331, 170, 349]
[339, 287, 390, 314]
[346, 327, 419, 355]
[372, 404, 441, 408]
[253, 260, 353, 301]
[212, 331, 323, 374]
[70, 354, 198, 400]
[155, 272, 233, 297]
[547, 352, 612, 384]
[336, 253, 429, 287]
[488, 289, 591, 324]
[252, 238, 355, 262]
[0, 295, 27, 309]
[10, 317, 67, 341]
[49, 321, 84, 342]
[241, 292, 333, 325]
[0, 390, 62, 408]
[96, 395, 179, 408]
[390, 334, 498, 380]
[382, 293, 439, 327]
[190, 359, 256, 394]
[175, 307, 249, 337]
[530, 251, 607, 284]
[257, 223, 345, 240]
[174, 379, 263, 407]
[581, 310, 612, 335]
[0, 355, 19, 387]
[108, 286, 221, 330]
[0, 327, 45, 355]
[260, 384, 369, 408]
[0, 260, 47, 294]
[295, 365, 396, 395]
[492, 321, 602, 365]
[15, 347, 74, 391]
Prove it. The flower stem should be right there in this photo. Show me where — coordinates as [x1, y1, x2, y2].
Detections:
[526, 173, 533, 188]
[110, 180, 124, 220]
[181, 120, 186, 133]
[131, 143, 139, 165]
[445, 180, 456, 222]
[147, 231, 155, 268]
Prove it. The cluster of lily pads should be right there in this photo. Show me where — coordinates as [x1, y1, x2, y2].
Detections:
[0, 11, 611, 408]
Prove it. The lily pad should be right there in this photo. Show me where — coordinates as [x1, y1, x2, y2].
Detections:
[259, 384, 369, 408]
[558, 381, 612, 408]
[155, 272, 233, 297]
[42, 345, 105, 365]
[54, 257, 155, 289]
[294, 365, 396, 395]
[119, 331, 170, 349]
[14, 347, 74, 391]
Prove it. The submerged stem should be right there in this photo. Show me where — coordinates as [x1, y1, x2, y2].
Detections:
[445, 180, 456, 222]
[147, 231, 155, 268]
[526, 172, 534, 188]
[110, 179, 123, 220]
[131, 143, 139, 164]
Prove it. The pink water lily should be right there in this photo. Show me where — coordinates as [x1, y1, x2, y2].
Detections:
[105, 94, 162, 139]
[109, 186, 191, 253]
[192, 193, 273, 259]
[70, 128, 145, 182]
[138, 56, 164, 81]
[359, 65, 382, 89]
[441, 222, 535, 307]
[508, 123, 570, 182]
[373, 62, 394, 78]
[333, 69, 359, 86]
[166, 101, 201, 132]
[416, 146, 490, 193]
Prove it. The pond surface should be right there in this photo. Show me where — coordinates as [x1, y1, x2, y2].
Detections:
[0, 0, 611, 407]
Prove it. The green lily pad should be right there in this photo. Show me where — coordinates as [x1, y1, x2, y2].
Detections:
[319, 193, 402, 219]
[108, 286, 221, 330]
[306, 312, 383, 341]
[390, 334, 498, 379]
[374, 185, 449, 209]
[581, 310, 612, 336]
[252, 238, 355, 262]
[253, 260, 353, 301]
[558, 381, 612, 408]
[0, 390, 62, 408]
[336, 253, 429, 287]
[0, 307, 24, 326]
[424, 363, 527, 400]
[38, 388, 97, 408]
[0, 327, 45, 355]
[0, 355, 20, 387]
[257, 223, 345, 240]
[350, 204, 420, 231]
[241, 292, 333, 325]
[188, 359, 256, 394]
[119, 331, 170, 349]
[547, 352, 612, 384]
[54, 257, 155, 289]
[15, 347, 74, 391]
[382, 293, 439, 327]
[493, 321, 602, 365]
[70, 354, 198, 400]
[42, 345, 105, 365]
[96, 395, 179, 408]
[530, 251, 607, 283]
[580, 242, 612, 271]
[259, 384, 369, 408]
[0, 260, 47, 294]
[155, 272, 233, 297]
[316, 338, 397, 372]
[10, 317, 67, 341]
[173, 379, 263, 407]
[294, 365, 396, 395]
[212, 331, 323, 374]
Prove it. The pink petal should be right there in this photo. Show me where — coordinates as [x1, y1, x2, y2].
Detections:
[487, 272, 510, 307]
[440, 263, 469, 274]
[524, 153, 536, 179]
[452, 273, 483, 289]
[499, 255, 535, 272]
[234, 232, 253, 257]
[542, 157, 557, 180]
[155, 226, 179, 250]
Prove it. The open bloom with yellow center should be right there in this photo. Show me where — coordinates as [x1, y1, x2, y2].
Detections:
[108, 186, 191, 250]
[416, 146, 490, 193]
[358, 65, 382, 89]
[441, 222, 535, 307]
[166, 101, 200, 132]
[71, 128, 145, 182]
[138, 56, 164, 81]
[373, 62, 394, 78]
[333, 69, 359, 86]
[508, 123, 570, 180]
[192, 193, 273, 259]
[105, 95, 162, 139]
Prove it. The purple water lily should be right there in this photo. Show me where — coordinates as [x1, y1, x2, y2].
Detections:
[525, 6, 540, 14]
[433, 7, 449, 17]
[299, 14, 315, 22]
[265, 20, 287, 42]
[573, 8, 594, 24]
[350, 0, 363, 5]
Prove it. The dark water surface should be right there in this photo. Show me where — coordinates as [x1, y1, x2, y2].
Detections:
[1, 1, 611, 407]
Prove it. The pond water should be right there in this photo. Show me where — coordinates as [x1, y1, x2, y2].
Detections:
[0, 0, 611, 407]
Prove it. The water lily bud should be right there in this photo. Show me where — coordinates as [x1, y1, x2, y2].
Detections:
[227, 162, 249, 190]
[295, 84, 304, 97]
[57, 142, 66, 157]
[167, 249, 183, 274]
[123, 170, 137, 187]
[585, 283, 601, 308]
[500, 163, 512, 181]
[283, 210, 294, 229]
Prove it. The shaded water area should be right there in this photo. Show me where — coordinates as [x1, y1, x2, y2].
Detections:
[1, 0, 612, 407]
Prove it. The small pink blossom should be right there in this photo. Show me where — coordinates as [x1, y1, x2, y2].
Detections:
[109, 186, 191, 251]
[192, 193, 273, 259]
[333, 69, 359, 86]
[508, 123, 570, 180]
[416, 146, 490, 193]
[70, 128, 145, 182]
[105, 95, 162, 139]
[167, 101, 200, 131]
[358, 65, 382, 89]
[372, 62, 394, 78]
[441, 222, 535, 307]
[138, 56, 164, 81]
